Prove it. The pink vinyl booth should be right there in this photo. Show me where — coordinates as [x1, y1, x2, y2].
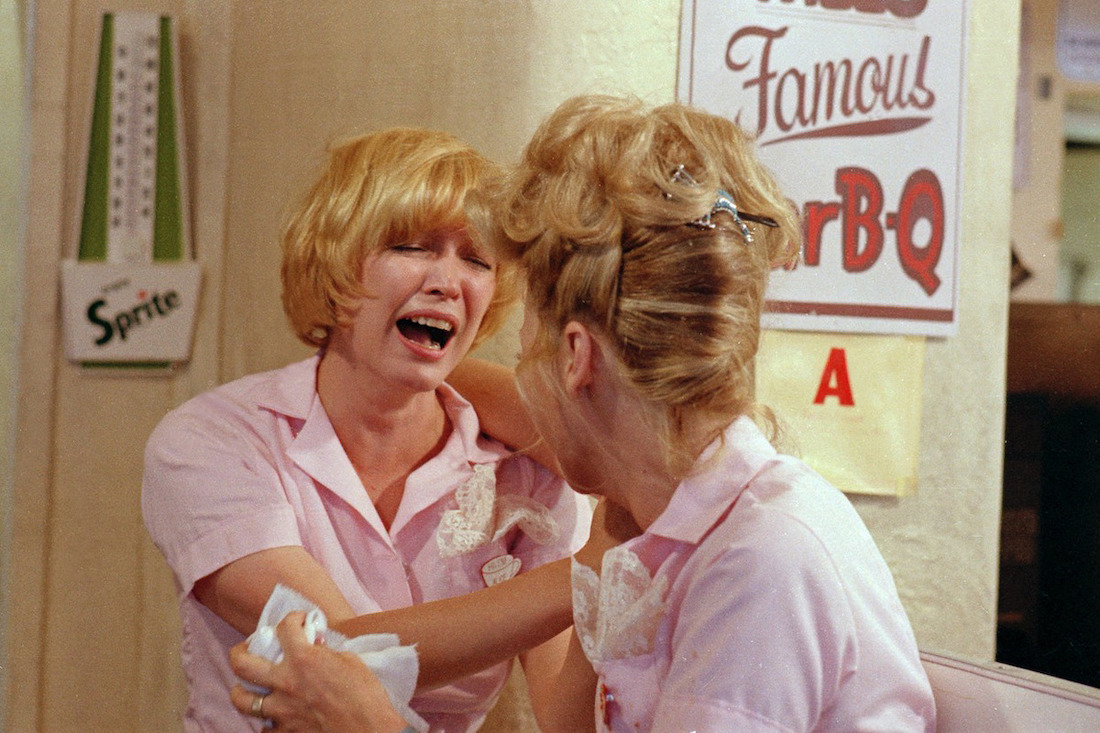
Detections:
[921, 651, 1100, 732]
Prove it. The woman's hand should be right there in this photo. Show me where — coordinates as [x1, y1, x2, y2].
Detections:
[229, 612, 410, 733]
[574, 499, 641, 571]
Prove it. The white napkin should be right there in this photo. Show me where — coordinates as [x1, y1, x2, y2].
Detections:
[242, 584, 427, 732]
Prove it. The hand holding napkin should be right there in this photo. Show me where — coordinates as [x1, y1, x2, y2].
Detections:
[242, 584, 427, 732]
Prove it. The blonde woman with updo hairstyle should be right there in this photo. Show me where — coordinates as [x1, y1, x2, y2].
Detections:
[143, 127, 606, 732]
[497, 95, 801, 480]
[478, 95, 935, 731]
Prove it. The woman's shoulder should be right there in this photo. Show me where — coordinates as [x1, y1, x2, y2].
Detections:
[150, 358, 314, 445]
[740, 455, 870, 541]
[692, 457, 906, 625]
[694, 458, 882, 586]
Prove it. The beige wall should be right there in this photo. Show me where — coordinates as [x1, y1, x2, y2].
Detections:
[5, 0, 1020, 729]
[0, 0, 27, 729]
[7, 2, 229, 730]
[219, 0, 682, 379]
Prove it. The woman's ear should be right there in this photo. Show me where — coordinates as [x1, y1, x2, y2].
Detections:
[560, 321, 598, 396]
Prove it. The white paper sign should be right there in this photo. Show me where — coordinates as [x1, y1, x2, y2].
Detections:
[679, 0, 967, 336]
[61, 261, 202, 363]
[756, 330, 923, 496]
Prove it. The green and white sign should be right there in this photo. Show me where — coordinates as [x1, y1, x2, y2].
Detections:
[61, 12, 201, 368]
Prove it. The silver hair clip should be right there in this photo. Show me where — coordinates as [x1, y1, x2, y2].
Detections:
[669, 164, 699, 187]
[691, 189, 755, 241]
[668, 165, 779, 243]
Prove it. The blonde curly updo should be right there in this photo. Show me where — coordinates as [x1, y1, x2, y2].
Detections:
[281, 127, 517, 348]
[486, 95, 801, 473]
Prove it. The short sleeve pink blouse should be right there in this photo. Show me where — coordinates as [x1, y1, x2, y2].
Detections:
[142, 355, 590, 732]
[578, 417, 935, 732]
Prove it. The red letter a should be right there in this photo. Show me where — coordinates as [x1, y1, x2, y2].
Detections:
[813, 348, 855, 406]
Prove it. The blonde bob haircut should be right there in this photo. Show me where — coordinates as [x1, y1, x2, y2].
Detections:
[281, 127, 517, 348]
[487, 95, 801, 475]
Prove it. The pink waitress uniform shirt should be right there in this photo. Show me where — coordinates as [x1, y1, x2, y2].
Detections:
[141, 355, 591, 732]
[579, 416, 935, 732]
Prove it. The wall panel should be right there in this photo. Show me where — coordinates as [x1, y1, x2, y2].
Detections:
[7, 0, 230, 729]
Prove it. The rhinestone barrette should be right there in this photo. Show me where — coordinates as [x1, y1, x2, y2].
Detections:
[669, 165, 779, 243]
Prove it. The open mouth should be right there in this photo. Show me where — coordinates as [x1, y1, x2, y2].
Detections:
[397, 315, 455, 351]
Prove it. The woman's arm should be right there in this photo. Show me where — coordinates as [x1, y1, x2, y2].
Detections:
[332, 558, 573, 690]
[332, 499, 632, 694]
[194, 547, 357, 635]
[222, 501, 634, 731]
[519, 628, 597, 733]
[448, 357, 561, 472]
[198, 546, 572, 692]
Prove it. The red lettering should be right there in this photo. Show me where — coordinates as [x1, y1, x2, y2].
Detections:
[802, 200, 841, 265]
[801, 167, 946, 297]
[812, 59, 855, 121]
[889, 169, 944, 295]
[727, 26, 787, 135]
[776, 67, 808, 131]
[758, 0, 927, 18]
[909, 36, 935, 108]
[726, 26, 935, 145]
[855, 57, 881, 114]
[836, 167, 884, 272]
[813, 348, 856, 406]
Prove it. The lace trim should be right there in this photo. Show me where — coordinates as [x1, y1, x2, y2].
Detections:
[572, 547, 668, 663]
[436, 464, 560, 557]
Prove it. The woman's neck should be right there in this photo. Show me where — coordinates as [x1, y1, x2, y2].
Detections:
[592, 410, 726, 531]
[316, 349, 450, 516]
[573, 401, 675, 530]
